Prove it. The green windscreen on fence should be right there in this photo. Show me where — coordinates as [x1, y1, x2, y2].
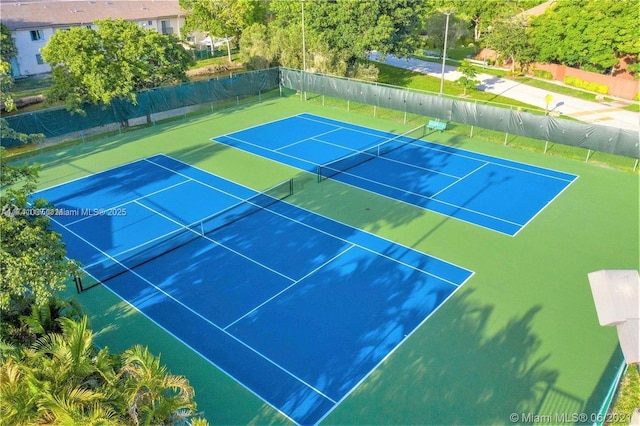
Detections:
[4, 67, 638, 162]
[280, 68, 640, 160]
[2, 68, 280, 148]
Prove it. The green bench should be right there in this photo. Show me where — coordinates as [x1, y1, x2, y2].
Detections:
[427, 120, 447, 132]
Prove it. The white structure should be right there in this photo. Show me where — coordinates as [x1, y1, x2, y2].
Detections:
[588, 269, 640, 365]
[0, 0, 187, 77]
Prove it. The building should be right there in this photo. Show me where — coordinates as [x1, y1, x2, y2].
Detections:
[0, 0, 188, 77]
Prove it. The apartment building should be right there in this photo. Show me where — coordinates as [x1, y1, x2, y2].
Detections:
[0, 0, 187, 77]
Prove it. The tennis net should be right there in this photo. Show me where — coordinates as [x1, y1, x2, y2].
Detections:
[79, 178, 293, 291]
[316, 124, 426, 182]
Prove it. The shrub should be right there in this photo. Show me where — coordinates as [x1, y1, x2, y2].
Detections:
[533, 69, 553, 80]
[564, 76, 609, 94]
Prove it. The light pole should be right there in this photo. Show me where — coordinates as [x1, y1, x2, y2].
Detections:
[301, 0, 307, 72]
[439, 11, 453, 97]
[301, 0, 307, 100]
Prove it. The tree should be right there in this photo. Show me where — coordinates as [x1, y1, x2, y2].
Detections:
[306, 0, 423, 69]
[1, 24, 17, 112]
[0, 148, 77, 314]
[180, 0, 268, 61]
[528, 0, 640, 75]
[485, 14, 535, 73]
[1, 24, 45, 146]
[0, 315, 208, 425]
[0, 316, 118, 425]
[420, 12, 469, 55]
[118, 345, 197, 425]
[41, 19, 193, 112]
[455, 59, 480, 95]
[239, 23, 277, 70]
[240, 0, 422, 79]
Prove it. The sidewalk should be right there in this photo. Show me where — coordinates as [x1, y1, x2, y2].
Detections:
[369, 53, 640, 132]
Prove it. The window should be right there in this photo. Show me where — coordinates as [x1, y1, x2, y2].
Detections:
[148, 21, 153, 26]
[30, 30, 43, 41]
[36, 54, 44, 65]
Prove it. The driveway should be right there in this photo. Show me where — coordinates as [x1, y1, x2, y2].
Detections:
[370, 53, 640, 132]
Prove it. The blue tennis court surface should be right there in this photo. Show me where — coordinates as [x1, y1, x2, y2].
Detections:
[213, 113, 578, 236]
[34, 154, 473, 425]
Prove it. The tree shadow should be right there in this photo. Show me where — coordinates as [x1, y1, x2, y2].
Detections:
[327, 288, 582, 425]
[290, 132, 472, 237]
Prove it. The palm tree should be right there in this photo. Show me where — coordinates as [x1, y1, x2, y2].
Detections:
[0, 355, 42, 425]
[119, 345, 198, 426]
[0, 316, 120, 424]
[38, 386, 124, 425]
[1, 314, 207, 425]
[32, 316, 116, 389]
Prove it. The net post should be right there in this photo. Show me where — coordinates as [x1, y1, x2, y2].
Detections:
[634, 159, 638, 172]
[73, 273, 83, 294]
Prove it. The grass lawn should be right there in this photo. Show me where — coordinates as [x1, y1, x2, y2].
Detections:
[374, 62, 545, 112]
[607, 367, 640, 425]
[192, 51, 241, 68]
[23, 93, 638, 425]
[11, 74, 53, 98]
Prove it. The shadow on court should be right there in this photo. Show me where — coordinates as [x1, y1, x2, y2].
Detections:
[289, 133, 470, 235]
[324, 287, 587, 424]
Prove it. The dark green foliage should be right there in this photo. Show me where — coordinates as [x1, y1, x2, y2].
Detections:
[528, 0, 640, 74]
[41, 19, 194, 112]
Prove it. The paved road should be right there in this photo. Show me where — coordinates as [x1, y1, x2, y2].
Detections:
[370, 53, 640, 132]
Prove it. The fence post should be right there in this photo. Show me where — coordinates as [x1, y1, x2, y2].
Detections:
[504, 106, 512, 145]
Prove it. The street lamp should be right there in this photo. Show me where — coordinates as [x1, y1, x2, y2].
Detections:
[301, 0, 307, 100]
[301, 0, 307, 72]
[439, 10, 454, 97]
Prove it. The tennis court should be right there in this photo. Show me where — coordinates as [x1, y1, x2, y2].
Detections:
[34, 154, 473, 425]
[213, 113, 578, 236]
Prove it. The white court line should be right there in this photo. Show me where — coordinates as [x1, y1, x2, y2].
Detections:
[52, 212, 337, 409]
[143, 157, 248, 202]
[223, 244, 357, 331]
[430, 162, 489, 199]
[64, 179, 193, 227]
[300, 113, 578, 180]
[251, 200, 469, 288]
[274, 127, 343, 152]
[512, 174, 580, 237]
[133, 200, 296, 283]
[325, 161, 524, 228]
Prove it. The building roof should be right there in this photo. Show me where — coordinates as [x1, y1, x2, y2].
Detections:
[0, 0, 184, 31]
